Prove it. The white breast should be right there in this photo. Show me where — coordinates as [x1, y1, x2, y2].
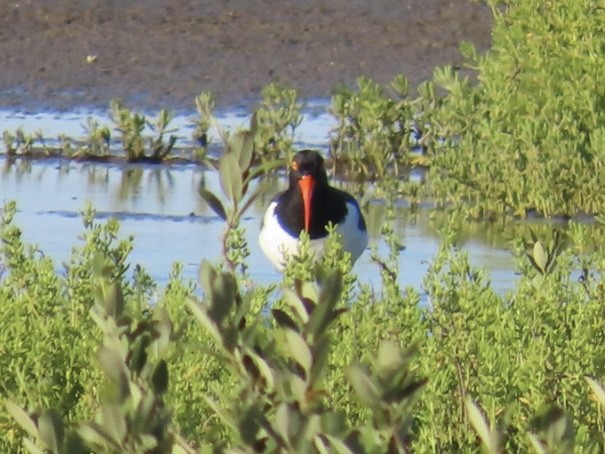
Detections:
[259, 201, 368, 271]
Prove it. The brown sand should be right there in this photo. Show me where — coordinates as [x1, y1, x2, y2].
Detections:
[0, 0, 492, 111]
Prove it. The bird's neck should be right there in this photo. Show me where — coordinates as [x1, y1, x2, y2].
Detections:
[277, 183, 329, 237]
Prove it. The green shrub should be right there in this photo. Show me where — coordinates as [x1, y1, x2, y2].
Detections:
[4, 194, 605, 452]
[429, 0, 605, 217]
[329, 76, 414, 182]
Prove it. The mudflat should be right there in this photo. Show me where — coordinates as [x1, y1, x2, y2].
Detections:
[0, 0, 492, 111]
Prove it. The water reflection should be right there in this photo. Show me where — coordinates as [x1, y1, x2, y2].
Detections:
[2, 159, 592, 297]
[1, 106, 601, 298]
[116, 166, 177, 205]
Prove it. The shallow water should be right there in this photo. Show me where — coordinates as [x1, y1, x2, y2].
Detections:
[0, 105, 520, 298]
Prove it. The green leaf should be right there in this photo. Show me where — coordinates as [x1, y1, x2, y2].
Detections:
[320, 411, 348, 436]
[274, 403, 290, 442]
[306, 270, 343, 338]
[151, 360, 169, 395]
[527, 433, 547, 454]
[530, 405, 572, 450]
[77, 422, 117, 448]
[250, 110, 258, 133]
[207, 270, 237, 324]
[245, 349, 275, 390]
[98, 346, 128, 389]
[100, 404, 126, 444]
[587, 377, 605, 408]
[272, 308, 299, 331]
[282, 328, 313, 376]
[345, 365, 380, 407]
[230, 130, 255, 171]
[22, 438, 45, 454]
[92, 254, 112, 279]
[238, 405, 262, 445]
[283, 372, 307, 402]
[152, 308, 173, 356]
[104, 281, 125, 319]
[203, 397, 237, 429]
[130, 334, 150, 375]
[198, 187, 227, 221]
[5, 401, 38, 437]
[236, 189, 263, 223]
[244, 158, 283, 183]
[314, 436, 330, 454]
[382, 377, 427, 404]
[198, 259, 217, 295]
[135, 393, 156, 432]
[309, 335, 332, 385]
[218, 153, 242, 204]
[390, 74, 409, 97]
[63, 433, 87, 454]
[139, 434, 159, 450]
[459, 40, 478, 61]
[324, 435, 356, 454]
[38, 409, 64, 453]
[172, 444, 190, 454]
[376, 340, 402, 374]
[283, 289, 310, 324]
[466, 399, 496, 453]
[300, 281, 319, 302]
[532, 241, 547, 273]
[186, 297, 223, 346]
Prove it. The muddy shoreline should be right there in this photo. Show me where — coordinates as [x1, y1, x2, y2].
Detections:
[0, 0, 492, 112]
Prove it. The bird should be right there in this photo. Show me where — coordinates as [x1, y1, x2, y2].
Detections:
[259, 149, 368, 270]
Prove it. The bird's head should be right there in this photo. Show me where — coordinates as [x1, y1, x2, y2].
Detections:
[289, 150, 328, 233]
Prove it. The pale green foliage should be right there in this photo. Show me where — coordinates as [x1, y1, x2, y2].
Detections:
[191, 92, 214, 162]
[187, 260, 425, 452]
[110, 100, 146, 160]
[329, 76, 416, 182]
[2, 128, 49, 157]
[0, 202, 129, 451]
[198, 129, 280, 274]
[322, 0, 605, 217]
[73, 117, 111, 159]
[429, 0, 605, 217]
[252, 82, 303, 162]
[110, 100, 177, 162]
[4, 201, 605, 452]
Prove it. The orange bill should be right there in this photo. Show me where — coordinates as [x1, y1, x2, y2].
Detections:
[298, 175, 315, 232]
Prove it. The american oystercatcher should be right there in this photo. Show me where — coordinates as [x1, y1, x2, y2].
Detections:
[259, 149, 368, 270]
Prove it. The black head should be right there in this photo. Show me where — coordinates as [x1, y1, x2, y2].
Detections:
[275, 149, 357, 238]
[288, 149, 328, 187]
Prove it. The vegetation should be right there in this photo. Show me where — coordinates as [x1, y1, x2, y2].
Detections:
[427, 0, 605, 218]
[0, 85, 304, 166]
[4, 187, 605, 452]
[3, 0, 605, 452]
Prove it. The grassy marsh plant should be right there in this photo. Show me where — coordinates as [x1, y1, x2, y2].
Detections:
[199, 129, 281, 275]
[147, 108, 178, 162]
[78, 117, 111, 159]
[2, 128, 52, 158]
[190, 92, 215, 163]
[3, 196, 605, 451]
[251, 83, 303, 163]
[110, 101, 178, 163]
[428, 0, 605, 218]
[110, 100, 146, 161]
[0, 202, 124, 451]
[329, 76, 413, 180]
